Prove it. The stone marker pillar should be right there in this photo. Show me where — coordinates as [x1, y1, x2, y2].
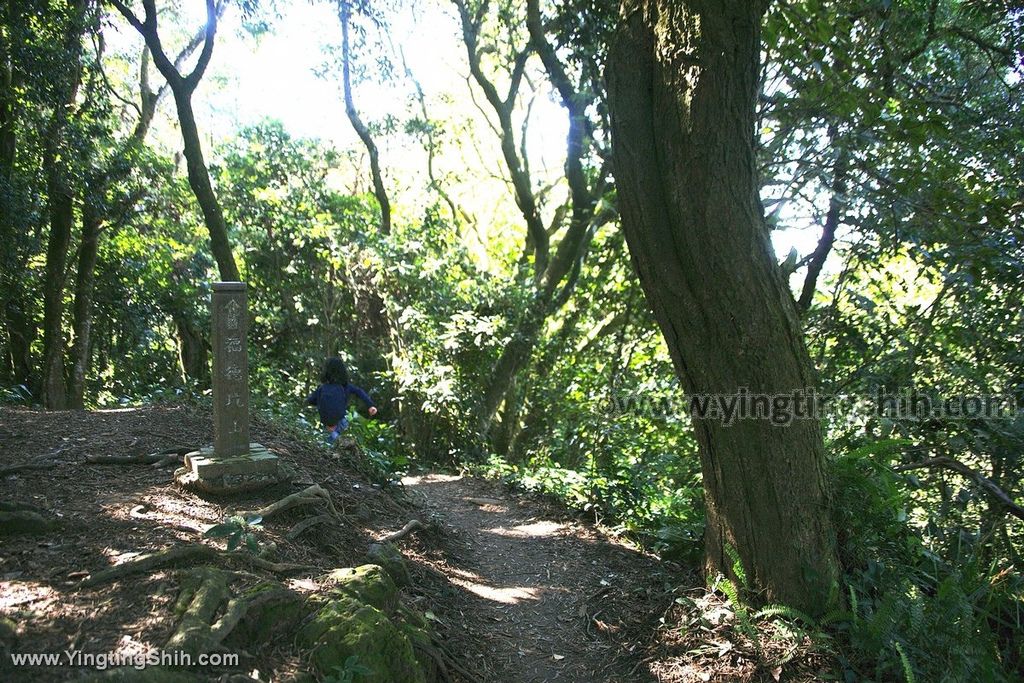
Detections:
[176, 281, 287, 494]
[212, 282, 250, 456]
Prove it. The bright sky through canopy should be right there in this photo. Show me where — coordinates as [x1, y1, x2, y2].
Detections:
[110, 0, 827, 273]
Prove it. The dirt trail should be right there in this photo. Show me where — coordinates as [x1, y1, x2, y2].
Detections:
[403, 473, 669, 683]
[0, 405, 679, 682]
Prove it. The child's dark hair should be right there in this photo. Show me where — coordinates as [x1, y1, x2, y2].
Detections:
[321, 357, 349, 385]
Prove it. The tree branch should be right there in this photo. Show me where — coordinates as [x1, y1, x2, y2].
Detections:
[183, 0, 218, 92]
[894, 457, 1024, 522]
[798, 145, 849, 312]
[452, 0, 547, 277]
[340, 0, 390, 234]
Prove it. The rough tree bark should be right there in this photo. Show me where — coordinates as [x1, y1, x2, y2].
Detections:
[340, 1, 390, 235]
[0, 2, 36, 387]
[606, 0, 839, 613]
[111, 0, 240, 282]
[0, 1, 21, 383]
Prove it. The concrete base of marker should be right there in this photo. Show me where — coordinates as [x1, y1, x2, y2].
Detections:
[174, 443, 290, 494]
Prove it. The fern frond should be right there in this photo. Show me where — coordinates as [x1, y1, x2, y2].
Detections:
[894, 641, 916, 683]
[753, 604, 818, 627]
[723, 543, 749, 589]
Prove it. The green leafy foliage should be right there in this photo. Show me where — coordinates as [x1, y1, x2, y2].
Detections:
[323, 656, 373, 683]
[204, 515, 263, 553]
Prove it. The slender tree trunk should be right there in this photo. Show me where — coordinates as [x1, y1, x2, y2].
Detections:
[40, 0, 86, 409]
[607, 0, 838, 613]
[5, 301, 33, 387]
[798, 146, 849, 311]
[41, 178, 74, 410]
[67, 202, 101, 408]
[169, 86, 239, 281]
[112, 0, 239, 282]
[476, 303, 546, 437]
[340, 1, 390, 235]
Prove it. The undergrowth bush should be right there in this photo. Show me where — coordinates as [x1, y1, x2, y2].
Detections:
[471, 451, 705, 566]
[824, 440, 1021, 682]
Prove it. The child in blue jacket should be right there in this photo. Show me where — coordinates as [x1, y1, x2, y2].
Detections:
[307, 357, 377, 444]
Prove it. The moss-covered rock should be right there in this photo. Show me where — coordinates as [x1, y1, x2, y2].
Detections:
[396, 606, 437, 681]
[232, 582, 307, 645]
[324, 564, 398, 613]
[0, 615, 18, 643]
[367, 542, 410, 587]
[298, 593, 425, 683]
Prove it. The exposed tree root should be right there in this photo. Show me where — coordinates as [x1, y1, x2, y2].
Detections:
[165, 567, 251, 658]
[82, 544, 317, 588]
[381, 519, 425, 543]
[83, 545, 219, 587]
[167, 567, 229, 657]
[0, 502, 59, 535]
[465, 497, 503, 506]
[0, 461, 61, 477]
[237, 484, 339, 519]
[240, 555, 317, 574]
[414, 639, 483, 683]
[209, 596, 248, 646]
[287, 513, 334, 540]
[0, 448, 69, 477]
[84, 447, 190, 468]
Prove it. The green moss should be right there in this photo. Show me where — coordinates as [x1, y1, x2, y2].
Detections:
[367, 543, 410, 587]
[298, 594, 425, 683]
[396, 611, 437, 682]
[325, 564, 397, 613]
[233, 584, 308, 644]
[0, 615, 17, 642]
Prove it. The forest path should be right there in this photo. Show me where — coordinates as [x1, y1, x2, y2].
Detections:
[402, 473, 669, 683]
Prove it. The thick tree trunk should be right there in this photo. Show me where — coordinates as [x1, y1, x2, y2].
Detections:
[606, 0, 838, 613]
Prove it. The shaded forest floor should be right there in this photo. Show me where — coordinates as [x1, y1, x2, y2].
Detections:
[0, 405, 832, 682]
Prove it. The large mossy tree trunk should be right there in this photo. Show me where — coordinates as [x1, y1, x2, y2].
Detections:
[606, 0, 839, 614]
